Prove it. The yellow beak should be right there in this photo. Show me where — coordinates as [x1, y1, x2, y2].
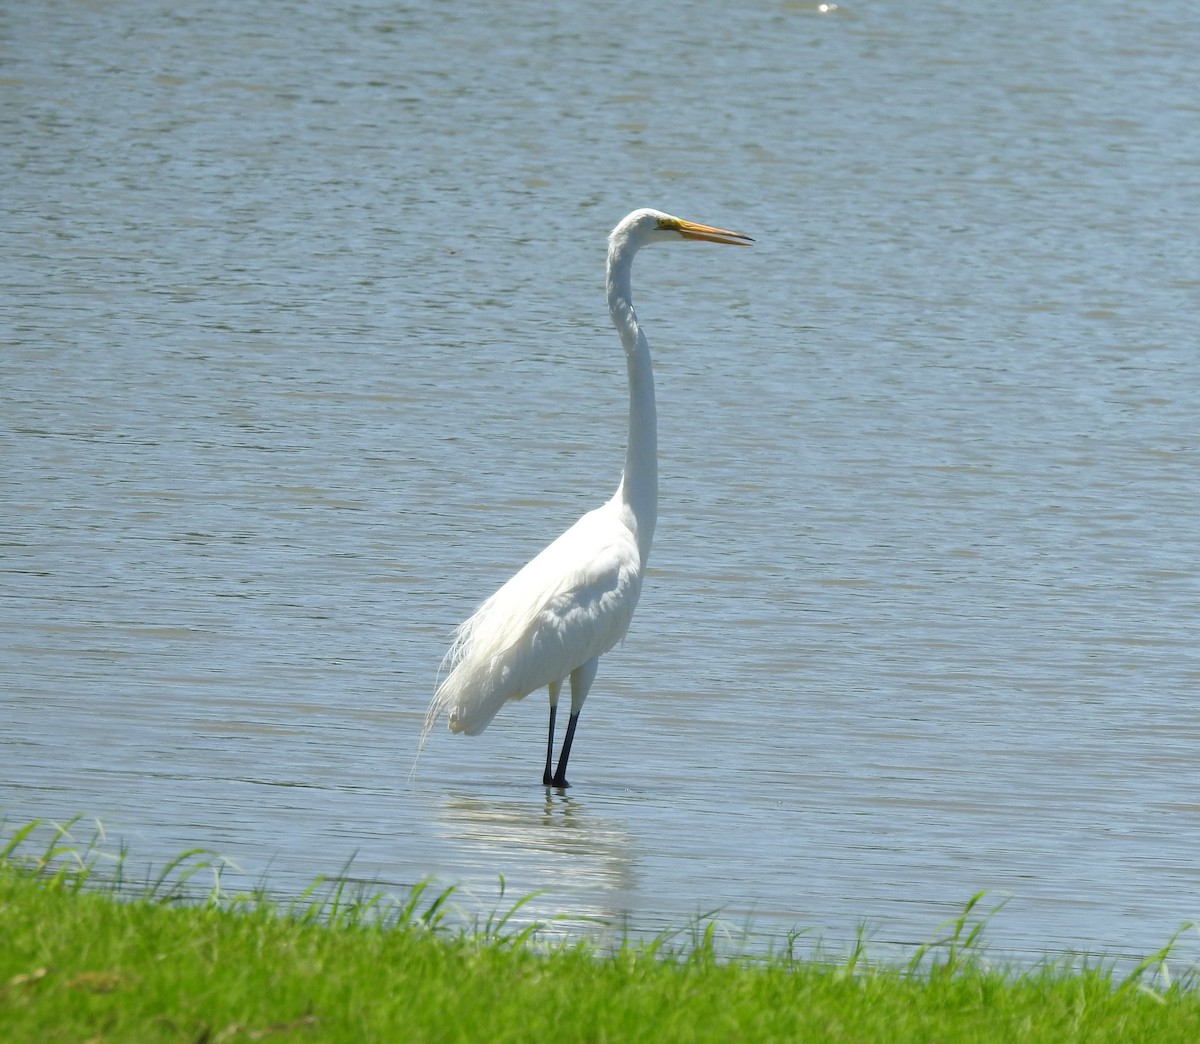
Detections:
[674, 219, 754, 246]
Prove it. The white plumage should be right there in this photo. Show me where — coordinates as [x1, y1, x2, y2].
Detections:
[420, 208, 752, 786]
[435, 501, 643, 737]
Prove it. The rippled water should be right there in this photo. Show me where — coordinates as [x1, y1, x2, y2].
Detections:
[4, 0, 1199, 965]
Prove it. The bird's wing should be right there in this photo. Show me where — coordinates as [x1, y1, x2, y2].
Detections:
[432, 505, 643, 735]
[527, 516, 644, 675]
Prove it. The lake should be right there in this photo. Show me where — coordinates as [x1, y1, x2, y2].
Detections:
[3, 0, 1198, 967]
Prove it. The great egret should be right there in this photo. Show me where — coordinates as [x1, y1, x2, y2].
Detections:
[421, 209, 752, 786]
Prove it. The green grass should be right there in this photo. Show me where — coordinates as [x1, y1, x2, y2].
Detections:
[2, 818, 1199, 1042]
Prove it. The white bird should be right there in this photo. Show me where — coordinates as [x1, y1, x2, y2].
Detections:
[420, 209, 752, 786]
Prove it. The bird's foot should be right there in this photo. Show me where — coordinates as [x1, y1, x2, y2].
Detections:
[548, 774, 570, 789]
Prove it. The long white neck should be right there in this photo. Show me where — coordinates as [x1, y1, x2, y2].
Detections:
[606, 233, 657, 566]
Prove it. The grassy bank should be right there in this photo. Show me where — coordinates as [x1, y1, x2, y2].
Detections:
[2, 819, 1198, 1042]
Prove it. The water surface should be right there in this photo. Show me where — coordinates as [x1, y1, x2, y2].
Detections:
[4, 0, 1199, 965]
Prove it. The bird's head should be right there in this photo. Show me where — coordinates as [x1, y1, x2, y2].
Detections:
[612, 208, 754, 250]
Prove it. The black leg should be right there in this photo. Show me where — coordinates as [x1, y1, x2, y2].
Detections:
[550, 710, 580, 788]
[543, 702, 557, 786]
